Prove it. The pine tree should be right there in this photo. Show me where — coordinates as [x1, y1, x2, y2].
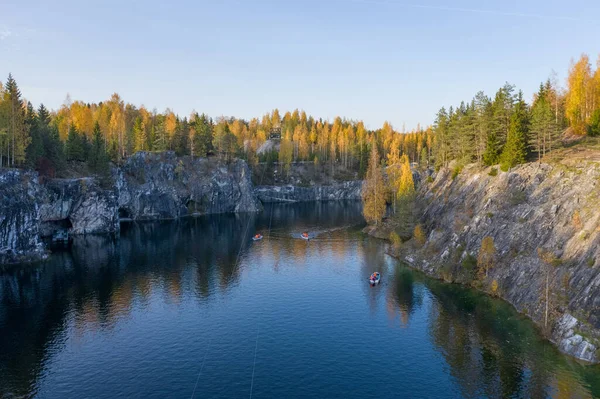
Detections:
[362, 140, 386, 225]
[500, 92, 530, 171]
[433, 107, 450, 168]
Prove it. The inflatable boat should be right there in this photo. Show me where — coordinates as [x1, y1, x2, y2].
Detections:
[369, 272, 381, 285]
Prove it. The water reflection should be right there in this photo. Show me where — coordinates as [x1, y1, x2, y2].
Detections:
[0, 202, 599, 398]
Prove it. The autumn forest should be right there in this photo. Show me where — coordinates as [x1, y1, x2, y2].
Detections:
[1, 53, 600, 180]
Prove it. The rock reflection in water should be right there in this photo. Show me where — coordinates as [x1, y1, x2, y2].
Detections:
[0, 202, 599, 398]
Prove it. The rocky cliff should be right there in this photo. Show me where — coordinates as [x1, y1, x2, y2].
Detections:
[0, 170, 46, 264]
[0, 153, 263, 264]
[117, 152, 262, 219]
[255, 181, 363, 203]
[40, 178, 120, 236]
[392, 160, 600, 363]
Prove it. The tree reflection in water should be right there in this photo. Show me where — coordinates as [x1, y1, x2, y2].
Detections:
[0, 202, 599, 398]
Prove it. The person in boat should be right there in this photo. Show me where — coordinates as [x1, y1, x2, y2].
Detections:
[254, 234, 262, 239]
[302, 232, 309, 238]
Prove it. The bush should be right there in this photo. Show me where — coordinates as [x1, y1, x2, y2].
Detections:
[488, 167, 498, 177]
[461, 253, 477, 270]
[451, 165, 463, 180]
[426, 175, 434, 183]
[413, 224, 426, 247]
[490, 279, 499, 295]
[509, 190, 527, 205]
[389, 231, 402, 249]
[537, 248, 563, 267]
[587, 257, 595, 268]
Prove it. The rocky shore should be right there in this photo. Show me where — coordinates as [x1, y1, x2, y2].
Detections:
[380, 160, 600, 363]
[0, 152, 363, 265]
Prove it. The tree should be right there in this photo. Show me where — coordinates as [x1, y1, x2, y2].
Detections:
[474, 91, 491, 163]
[565, 54, 593, 134]
[433, 107, 450, 168]
[477, 236, 496, 278]
[66, 125, 85, 161]
[362, 140, 386, 225]
[500, 91, 529, 170]
[397, 154, 415, 200]
[213, 120, 237, 161]
[530, 83, 558, 161]
[588, 108, 600, 137]
[4, 74, 30, 166]
[279, 131, 293, 176]
[191, 113, 213, 157]
[133, 116, 146, 152]
[88, 122, 110, 178]
[25, 102, 44, 169]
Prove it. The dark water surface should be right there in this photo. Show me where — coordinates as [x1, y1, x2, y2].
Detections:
[1, 202, 599, 398]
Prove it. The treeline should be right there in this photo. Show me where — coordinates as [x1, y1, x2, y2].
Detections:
[0, 73, 432, 178]
[434, 53, 600, 171]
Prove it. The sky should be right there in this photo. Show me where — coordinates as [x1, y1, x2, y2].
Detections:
[1, 0, 600, 130]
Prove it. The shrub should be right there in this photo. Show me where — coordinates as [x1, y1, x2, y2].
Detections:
[451, 165, 463, 180]
[389, 231, 402, 250]
[537, 248, 563, 267]
[488, 167, 498, 177]
[490, 279, 499, 295]
[426, 175, 434, 183]
[509, 190, 527, 205]
[461, 253, 477, 270]
[587, 257, 595, 268]
[485, 212, 494, 219]
[413, 224, 426, 247]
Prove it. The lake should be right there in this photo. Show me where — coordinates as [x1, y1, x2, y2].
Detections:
[1, 202, 599, 398]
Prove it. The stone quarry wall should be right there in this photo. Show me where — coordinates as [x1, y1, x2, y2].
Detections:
[395, 161, 600, 363]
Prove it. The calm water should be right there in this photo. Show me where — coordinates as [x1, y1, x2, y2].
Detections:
[1, 202, 599, 399]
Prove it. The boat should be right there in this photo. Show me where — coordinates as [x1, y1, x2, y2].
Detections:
[369, 272, 381, 285]
[301, 232, 310, 241]
[252, 234, 263, 241]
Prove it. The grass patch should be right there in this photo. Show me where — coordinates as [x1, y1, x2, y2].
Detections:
[488, 167, 498, 177]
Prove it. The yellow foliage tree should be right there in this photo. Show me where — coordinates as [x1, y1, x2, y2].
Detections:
[362, 140, 386, 225]
[565, 54, 594, 134]
[413, 224, 426, 247]
[477, 236, 496, 278]
[397, 154, 415, 199]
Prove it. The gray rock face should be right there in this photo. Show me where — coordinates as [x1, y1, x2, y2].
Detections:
[117, 152, 262, 220]
[405, 161, 600, 363]
[255, 181, 363, 203]
[40, 178, 120, 236]
[0, 170, 46, 264]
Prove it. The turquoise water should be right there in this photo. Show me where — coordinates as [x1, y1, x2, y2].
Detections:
[1, 202, 599, 398]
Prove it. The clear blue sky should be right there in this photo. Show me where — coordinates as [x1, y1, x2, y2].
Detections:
[1, 0, 599, 130]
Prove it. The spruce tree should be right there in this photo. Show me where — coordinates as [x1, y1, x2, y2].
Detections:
[500, 92, 530, 171]
[66, 125, 84, 161]
[4, 74, 30, 166]
[25, 102, 44, 169]
[88, 122, 110, 178]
